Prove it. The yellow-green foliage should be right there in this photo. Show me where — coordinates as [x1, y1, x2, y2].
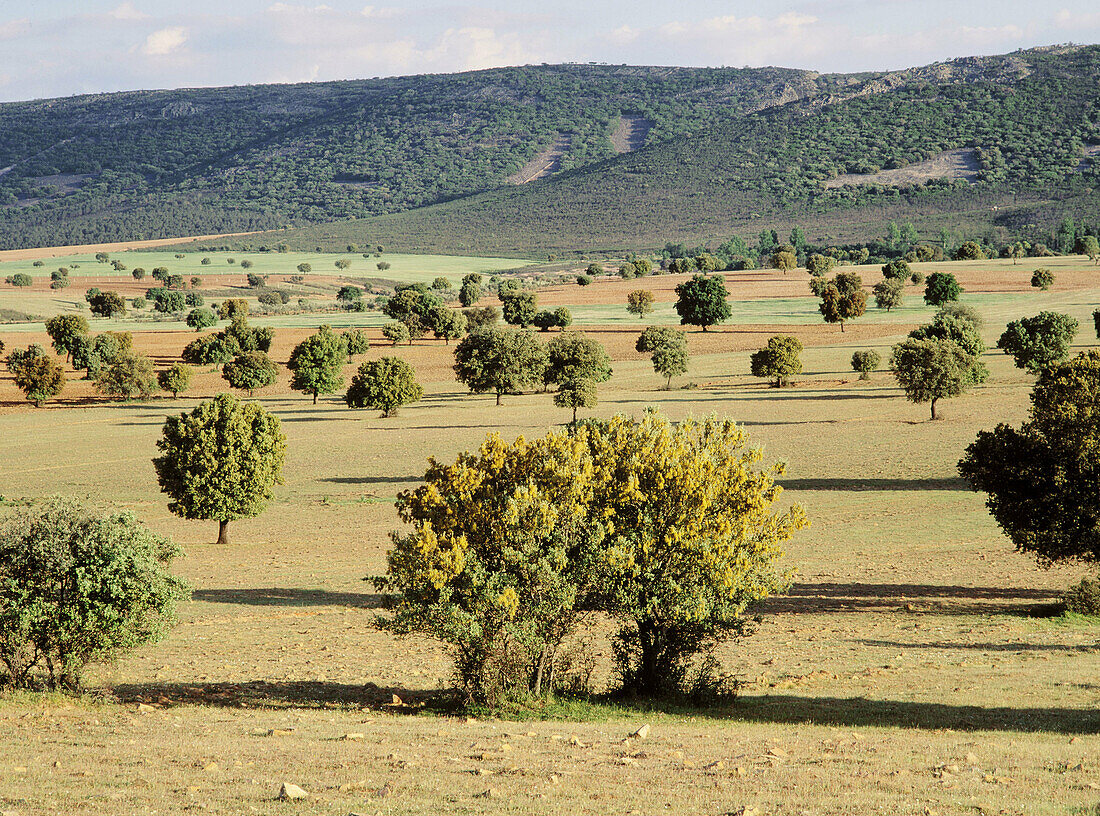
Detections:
[377, 411, 806, 702]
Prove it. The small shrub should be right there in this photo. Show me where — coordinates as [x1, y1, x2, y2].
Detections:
[851, 349, 881, 379]
[1064, 576, 1100, 615]
[1031, 268, 1054, 291]
[0, 497, 188, 691]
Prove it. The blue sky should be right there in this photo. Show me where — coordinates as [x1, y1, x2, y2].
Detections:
[1, 1, 1098, 101]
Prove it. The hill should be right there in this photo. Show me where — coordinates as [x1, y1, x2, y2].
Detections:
[275, 45, 1100, 256]
[1, 46, 1097, 253]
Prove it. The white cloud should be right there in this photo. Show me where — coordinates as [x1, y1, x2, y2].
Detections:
[0, 17, 30, 40]
[361, 5, 401, 19]
[110, 3, 149, 21]
[1053, 8, 1100, 28]
[608, 25, 639, 44]
[141, 27, 188, 56]
[267, 3, 333, 14]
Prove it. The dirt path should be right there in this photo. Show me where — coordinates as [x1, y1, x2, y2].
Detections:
[507, 132, 572, 184]
[0, 230, 262, 262]
[610, 114, 652, 153]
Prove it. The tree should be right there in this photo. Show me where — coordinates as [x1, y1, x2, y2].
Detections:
[1031, 268, 1054, 290]
[583, 413, 805, 697]
[88, 291, 126, 318]
[336, 285, 362, 304]
[158, 362, 193, 398]
[6, 273, 31, 287]
[0, 498, 187, 691]
[1079, 235, 1100, 264]
[953, 241, 986, 261]
[44, 314, 89, 362]
[222, 351, 279, 396]
[881, 258, 911, 280]
[818, 272, 867, 331]
[185, 291, 205, 308]
[218, 299, 249, 320]
[377, 261, 391, 271]
[997, 312, 1079, 374]
[619, 262, 638, 279]
[154, 290, 186, 313]
[73, 332, 129, 379]
[872, 278, 904, 311]
[465, 306, 500, 331]
[805, 253, 833, 276]
[771, 247, 797, 274]
[554, 377, 597, 424]
[375, 412, 804, 703]
[750, 335, 803, 387]
[345, 357, 423, 417]
[585, 262, 602, 276]
[959, 350, 1100, 565]
[95, 351, 157, 400]
[154, 393, 287, 546]
[627, 289, 655, 318]
[500, 290, 537, 327]
[335, 259, 352, 270]
[459, 279, 481, 307]
[14, 355, 65, 407]
[186, 308, 217, 331]
[240, 260, 253, 269]
[908, 305, 989, 384]
[1006, 241, 1026, 264]
[453, 327, 547, 405]
[432, 276, 452, 291]
[890, 338, 976, 419]
[288, 325, 347, 403]
[923, 272, 961, 306]
[6, 343, 46, 374]
[429, 307, 468, 344]
[297, 262, 312, 274]
[382, 322, 410, 346]
[545, 331, 612, 389]
[674, 274, 731, 331]
[636, 326, 688, 388]
[182, 332, 242, 366]
[342, 328, 370, 357]
[851, 350, 881, 380]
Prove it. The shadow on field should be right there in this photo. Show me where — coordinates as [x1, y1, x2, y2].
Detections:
[778, 476, 968, 491]
[320, 475, 420, 485]
[858, 638, 1097, 653]
[764, 582, 1061, 616]
[191, 587, 383, 608]
[725, 694, 1100, 734]
[113, 680, 455, 712]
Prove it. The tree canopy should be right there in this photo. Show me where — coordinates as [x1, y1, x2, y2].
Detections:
[959, 350, 1100, 565]
[674, 274, 731, 331]
[154, 393, 287, 546]
[453, 327, 547, 405]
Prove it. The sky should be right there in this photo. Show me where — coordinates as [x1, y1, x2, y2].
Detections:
[0, 1, 1098, 102]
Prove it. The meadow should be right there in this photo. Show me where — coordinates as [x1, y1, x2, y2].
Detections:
[0, 253, 1099, 815]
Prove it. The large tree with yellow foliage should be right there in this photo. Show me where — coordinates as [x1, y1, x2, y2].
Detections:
[375, 411, 806, 703]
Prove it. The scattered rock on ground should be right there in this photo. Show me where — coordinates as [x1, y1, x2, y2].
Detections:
[278, 782, 309, 800]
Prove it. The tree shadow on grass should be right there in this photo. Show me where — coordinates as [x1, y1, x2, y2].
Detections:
[191, 587, 384, 608]
[112, 680, 458, 712]
[107, 682, 1100, 733]
[857, 638, 1097, 653]
[763, 582, 1062, 616]
[717, 694, 1100, 734]
[778, 476, 968, 491]
[319, 475, 421, 486]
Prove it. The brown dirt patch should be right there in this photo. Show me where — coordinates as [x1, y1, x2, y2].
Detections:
[0, 231, 262, 263]
[824, 148, 979, 189]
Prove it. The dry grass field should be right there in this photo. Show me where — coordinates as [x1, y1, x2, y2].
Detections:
[1, 255, 1099, 815]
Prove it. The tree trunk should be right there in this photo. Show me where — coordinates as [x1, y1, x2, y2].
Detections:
[572, 405, 578, 425]
[840, 321, 845, 332]
[216, 520, 230, 546]
[496, 390, 502, 406]
[930, 398, 938, 421]
[312, 391, 318, 404]
[701, 325, 709, 332]
[666, 373, 673, 389]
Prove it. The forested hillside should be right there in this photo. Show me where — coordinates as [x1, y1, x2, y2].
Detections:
[1, 45, 1098, 252]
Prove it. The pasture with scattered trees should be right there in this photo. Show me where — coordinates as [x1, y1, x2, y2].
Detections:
[2, 244, 1100, 814]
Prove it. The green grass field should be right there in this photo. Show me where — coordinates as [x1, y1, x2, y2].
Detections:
[0, 250, 531, 283]
[1, 256, 1099, 815]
